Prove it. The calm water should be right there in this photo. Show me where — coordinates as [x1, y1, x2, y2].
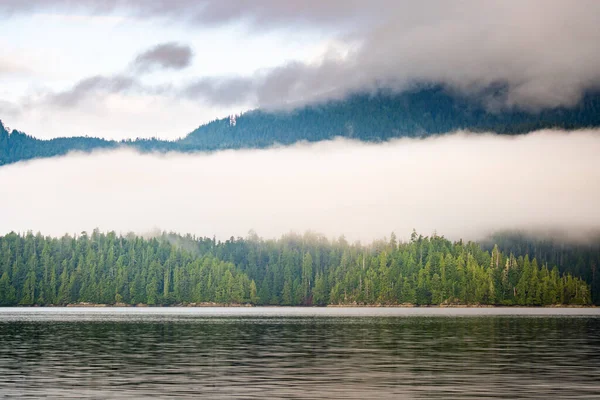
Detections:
[1, 308, 599, 399]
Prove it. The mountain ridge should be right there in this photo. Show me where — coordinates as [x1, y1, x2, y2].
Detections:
[2, 86, 600, 166]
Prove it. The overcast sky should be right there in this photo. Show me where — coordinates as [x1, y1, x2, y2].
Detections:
[1, 0, 600, 140]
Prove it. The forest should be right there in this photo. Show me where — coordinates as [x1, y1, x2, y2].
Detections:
[3, 85, 600, 166]
[0, 230, 593, 306]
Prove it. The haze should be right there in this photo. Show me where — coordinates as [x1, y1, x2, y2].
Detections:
[1, 130, 599, 243]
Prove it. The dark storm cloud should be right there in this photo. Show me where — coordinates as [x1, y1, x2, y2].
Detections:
[132, 42, 193, 73]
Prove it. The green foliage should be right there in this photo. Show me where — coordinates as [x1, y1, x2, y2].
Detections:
[0, 231, 253, 306]
[3, 86, 600, 166]
[205, 231, 593, 306]
[0, 230, 592, 306]
[488, 232, 600, 304]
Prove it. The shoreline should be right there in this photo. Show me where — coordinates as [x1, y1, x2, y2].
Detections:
[5, 303, 595, 308]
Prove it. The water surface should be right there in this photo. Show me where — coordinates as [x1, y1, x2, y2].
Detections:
[1, 307, 599, 399]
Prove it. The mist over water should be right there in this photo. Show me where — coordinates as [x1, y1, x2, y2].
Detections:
[1, 129, 599, 242]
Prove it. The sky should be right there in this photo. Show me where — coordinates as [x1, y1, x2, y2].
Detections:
[0, 3, 337, 139]
[1, 1, 599, 242]
[1, 0, 600, 140]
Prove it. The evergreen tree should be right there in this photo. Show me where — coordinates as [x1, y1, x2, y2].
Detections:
[0, 230, 592, 306]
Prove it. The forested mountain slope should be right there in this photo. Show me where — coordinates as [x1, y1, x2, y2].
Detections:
[0, 230, 592, 306]
[2, 86, 600, 166]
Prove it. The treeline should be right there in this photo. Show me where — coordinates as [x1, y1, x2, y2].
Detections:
[0, 230, 592, 306]
[3, 85, 600, 166]
[486, 232, 600, 304]
[0, 231, 256, 306]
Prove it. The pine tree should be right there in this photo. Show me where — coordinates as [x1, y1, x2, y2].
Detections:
[0, 272, 16, 305]
[249, 280, 258, 304]
[301, 252, 313, 304]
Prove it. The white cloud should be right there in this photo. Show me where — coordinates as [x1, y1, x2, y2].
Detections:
[3, 93, 244, 140]
[1, 130, 598, 242]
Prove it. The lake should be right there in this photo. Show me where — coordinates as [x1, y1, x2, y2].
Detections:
[1, 307, 599, 399]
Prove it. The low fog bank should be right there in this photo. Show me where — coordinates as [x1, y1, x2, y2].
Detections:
[1, 129, 599, 243]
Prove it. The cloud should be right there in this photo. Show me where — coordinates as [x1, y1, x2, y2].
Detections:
[0, 58, 32, 77]
[48, 75, 139, 107]
[7, 91, 236, 141]
[183, 76, 257, 107]
[178, 1, 600, 111]
[132, 42, 193, 73]
[1, 129, 599, 243]
[182, 58, 355, 108]
[30, 43, 192, 109]
[3, 1, 600, 111]
[42, 74, 171, 109]
[0, 1, 376, 28]
[0, 100, 21, 117]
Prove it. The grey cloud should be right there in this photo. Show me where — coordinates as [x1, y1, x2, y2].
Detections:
[184, 76, 256, 107]
[0, 0, 376, 28]
[0, 100, 21, 117]
[199, 1, 600, 111]
[48, 75, 138, 107]
[0, 0, 123, 17]
[179, 1, 600, 111]
[132, 42, 193, 73]
[44, 75, 172, 108]
[183, 58, 359, 108]
[4, 1, 600, 111]
[40, 43, 191, 108]
[1, 130, 599, 242]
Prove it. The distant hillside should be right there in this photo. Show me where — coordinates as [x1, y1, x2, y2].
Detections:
[2, 86, 600, 166]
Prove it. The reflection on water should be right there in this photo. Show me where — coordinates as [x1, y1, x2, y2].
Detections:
[0, 308, 599, 399]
